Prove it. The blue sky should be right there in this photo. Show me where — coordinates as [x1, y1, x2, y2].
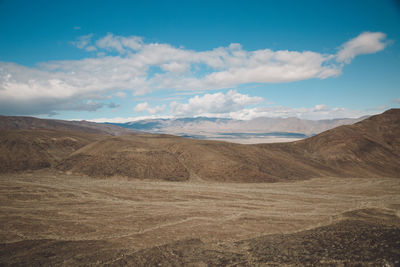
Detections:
[0, 0, 399, 121]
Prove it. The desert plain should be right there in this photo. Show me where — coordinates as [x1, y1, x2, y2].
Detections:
[1, 170, 399, 266]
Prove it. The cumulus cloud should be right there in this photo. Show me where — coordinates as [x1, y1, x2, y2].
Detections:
[0, 32, 388, 115]
[134, 102, 165, 114]
[336, 32, 387, 63]
[171, 90, 263, 116]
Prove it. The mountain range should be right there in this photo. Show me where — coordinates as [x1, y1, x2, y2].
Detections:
[109, 116, 366, 143]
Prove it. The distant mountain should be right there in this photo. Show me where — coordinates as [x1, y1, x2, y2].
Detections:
[109, 116, 366, 143]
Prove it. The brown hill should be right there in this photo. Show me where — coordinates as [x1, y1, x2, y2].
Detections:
[0, 115, 135, 136]
[0, 129, 103, 173]
[56, 134, 319, 182]
[56, 109, 400, 181]
[265, 108, 400, 178]
[0, 115, 136, 174]
[57, 134, 191, 181]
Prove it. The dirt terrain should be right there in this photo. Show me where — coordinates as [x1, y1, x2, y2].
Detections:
[0, 171, 399, 266]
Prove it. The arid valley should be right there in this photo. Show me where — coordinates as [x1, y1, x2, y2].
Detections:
[0, 110, 400, 266]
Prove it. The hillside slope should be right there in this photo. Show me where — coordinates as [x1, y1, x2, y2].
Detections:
[0, 129, 103, 173]
[57, 134, 319, 182]
[265, 108, 400, 178]
[57, 134, 190, 181]
[57, 109, 400, 181]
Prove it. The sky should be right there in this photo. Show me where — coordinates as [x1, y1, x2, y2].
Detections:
[0, 0, 399, 122]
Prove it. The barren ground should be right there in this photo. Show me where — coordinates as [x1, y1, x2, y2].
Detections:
[0, 170, 399, 266]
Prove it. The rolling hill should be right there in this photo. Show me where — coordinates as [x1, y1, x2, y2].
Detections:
[56, 109, 400, 181]
[0, 129, 104, 173]
[0, 115, 138, 174]
[265, 108, 400, 178]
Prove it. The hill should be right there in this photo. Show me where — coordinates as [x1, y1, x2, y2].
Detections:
[265, 108, 400, 178]
[0, 115, 136, 136]
[56, 109, 400, 181]
[57, 133, 315, 182]
[0, 115, 136, 174]
[0, 129, 104, 173]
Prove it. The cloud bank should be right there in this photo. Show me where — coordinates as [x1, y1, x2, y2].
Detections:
[0, 31, 388, 115]
[91, 90, 376, 122]
[169, 91, 370, 120]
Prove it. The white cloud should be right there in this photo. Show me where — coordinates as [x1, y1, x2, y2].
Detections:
[170, 90, 263, 116]
[114, 91, 127, 98]
[0, 32, 388, 115]
[161, 61, 189, 74]
[71, 34, 93, 50]
[134, 102, 165, 114]
[336, 32, 387, 63]
[96, 33, 143, 54]
[85, 45, 97, 52]
[313, 104, 329, 111]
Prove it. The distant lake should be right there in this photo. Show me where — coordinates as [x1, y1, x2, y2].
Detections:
[216, 132, 308, 138]
[180, 132, 309, 144]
